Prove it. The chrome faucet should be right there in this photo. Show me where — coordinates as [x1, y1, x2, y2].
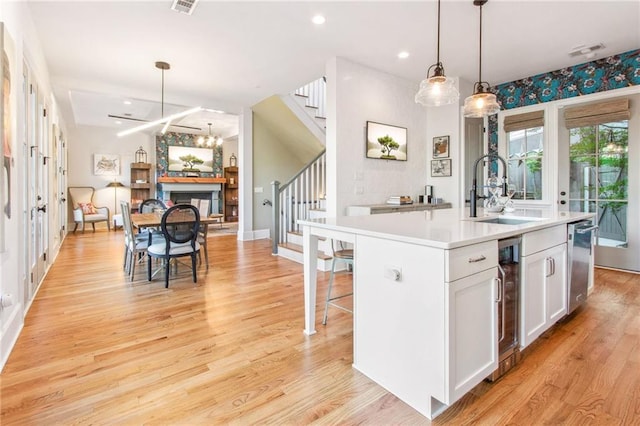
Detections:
[470, 153, 509, 217]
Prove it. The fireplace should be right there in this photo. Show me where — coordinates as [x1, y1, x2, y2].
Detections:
[158, 180, 223, 216]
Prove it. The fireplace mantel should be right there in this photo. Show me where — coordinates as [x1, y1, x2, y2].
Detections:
[158, 177, 227, 184]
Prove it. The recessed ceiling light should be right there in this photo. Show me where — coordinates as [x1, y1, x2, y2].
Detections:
[115, 120, 122, 125]
[123, 100, 132, 105]
[312, 15, 326, 25]
[398, 51, 410, 59]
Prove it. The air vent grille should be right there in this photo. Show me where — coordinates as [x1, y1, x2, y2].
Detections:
[568, 43, 605, 58]
[170, 0, 199, 15]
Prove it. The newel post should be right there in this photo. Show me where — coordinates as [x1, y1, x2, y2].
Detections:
[271, 181, 280, 255]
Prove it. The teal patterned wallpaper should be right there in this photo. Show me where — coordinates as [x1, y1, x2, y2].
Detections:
[155, 132, 223, 178]
[155, 132, 224, 200]
[487, 48, 640, 152]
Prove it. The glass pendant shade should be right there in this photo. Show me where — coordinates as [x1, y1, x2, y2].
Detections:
[463, 0, 500, 118]
[415, 65, 459, 107]
[463, 86, 500, 118]
[415, 0, 459, 107]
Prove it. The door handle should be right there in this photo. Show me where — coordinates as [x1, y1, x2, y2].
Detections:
[577, 225, 599, 234]
[37, 205, 47, 213]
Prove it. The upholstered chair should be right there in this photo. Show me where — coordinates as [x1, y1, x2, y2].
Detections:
[68, 186, 110, 233]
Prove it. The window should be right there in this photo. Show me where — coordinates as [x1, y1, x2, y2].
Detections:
[564, 98, 631, 249]
[569, 121, 628, 247]
[504, 111, 544, 200]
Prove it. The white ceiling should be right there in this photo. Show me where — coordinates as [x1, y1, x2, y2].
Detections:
[26, 0, 640, 137]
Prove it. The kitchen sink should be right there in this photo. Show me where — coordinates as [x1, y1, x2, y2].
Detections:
[474, 216, 542, 225]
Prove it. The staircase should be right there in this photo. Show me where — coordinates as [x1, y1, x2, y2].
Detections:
[280, 77, 327, 145]
[271, 77, 331, 269]
[271, 150, 333, 270]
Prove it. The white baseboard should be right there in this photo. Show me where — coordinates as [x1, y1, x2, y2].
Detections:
[238, 228, 270, 241]
[1, 303, 24, 373]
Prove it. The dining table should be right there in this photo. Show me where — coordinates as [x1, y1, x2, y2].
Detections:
[131, 212, 224, 229]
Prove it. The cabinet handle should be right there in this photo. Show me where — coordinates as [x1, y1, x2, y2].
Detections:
[545, 257, 555, 277]
[468, 255, 486, 263]
[496, 265, 506, 344]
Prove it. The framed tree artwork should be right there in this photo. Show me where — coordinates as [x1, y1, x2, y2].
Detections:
[365, 121, 407, 161]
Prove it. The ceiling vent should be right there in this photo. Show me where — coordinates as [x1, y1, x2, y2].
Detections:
[568, 43, 605, 59]
[170, 0, 199, 15]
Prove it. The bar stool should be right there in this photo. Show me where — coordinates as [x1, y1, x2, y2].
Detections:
[322, 240, 354, 325]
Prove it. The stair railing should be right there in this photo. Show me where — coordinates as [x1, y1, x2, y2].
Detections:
[271, 149, 326, 254]
[294, 77, 326, 119]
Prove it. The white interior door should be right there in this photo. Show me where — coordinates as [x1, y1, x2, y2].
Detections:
[558, 94, 639, 272]
[24, 65, 47, 298]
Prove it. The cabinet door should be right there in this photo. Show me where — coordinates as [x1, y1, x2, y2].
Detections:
[521, 243, 568, 349]
[546, 243, 567, 324]
[446, 267, 498, 403]
[521, 250, 547, 348]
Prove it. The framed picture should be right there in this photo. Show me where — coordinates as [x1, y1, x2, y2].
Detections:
[433, 135, 449, 158]
[431, 159, 452, 177]
[93, 153, 120, 175]
[1, 23, 16, 253]
[366, 121, 407, 161]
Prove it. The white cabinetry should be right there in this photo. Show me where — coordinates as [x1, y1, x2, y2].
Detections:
[354, 235, 497, 418]
[520, 225, 568, 349]
[446, 268, 498, 402]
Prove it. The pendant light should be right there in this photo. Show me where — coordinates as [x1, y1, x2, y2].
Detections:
[415, 0, 459, 107]
[463, 0, 501, 118]
[117, 61, 202, 137]
[198, 123, 217, 147]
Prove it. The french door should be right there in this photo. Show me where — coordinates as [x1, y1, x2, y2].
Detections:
[23, 61, 48, 302]
[558, 94, 639, 272]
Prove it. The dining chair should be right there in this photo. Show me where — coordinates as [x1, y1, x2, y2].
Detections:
[147, 204, 201, 288]
[121, 200, 161, 280]
[190, 198, 211, 269]
[322, 239, 354, 325]
[139, 198, 166, 213]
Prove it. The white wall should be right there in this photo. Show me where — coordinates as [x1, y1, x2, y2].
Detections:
[0, 2, 67, 371]
[426, 99, 463, 208]
[66, 125, 154, 228]
[325, 57, 429, 217]
[252, 113, 307, 231]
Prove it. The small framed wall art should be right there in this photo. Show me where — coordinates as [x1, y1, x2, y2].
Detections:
[433, 135, 449, 158]
[431, 159, 452, 177]
[93, 153, 120, 175]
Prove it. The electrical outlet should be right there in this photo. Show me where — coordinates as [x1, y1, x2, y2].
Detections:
[354, 171, 364, 181]
[254, 187, 263, 193]
[355, 186, 364, 195]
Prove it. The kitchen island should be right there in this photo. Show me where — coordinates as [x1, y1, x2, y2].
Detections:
[299, 207, 594, 419]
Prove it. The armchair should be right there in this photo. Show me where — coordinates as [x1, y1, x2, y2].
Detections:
[68, 186, 111, 233]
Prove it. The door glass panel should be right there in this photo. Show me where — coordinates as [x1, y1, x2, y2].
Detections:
[507, 126, 543, 200]
[569, 121, 628, 249]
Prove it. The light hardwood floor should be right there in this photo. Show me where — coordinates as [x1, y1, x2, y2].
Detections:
[1, 230, 639, 424]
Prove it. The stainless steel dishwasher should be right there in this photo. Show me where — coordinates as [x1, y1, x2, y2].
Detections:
[567, 220, 598, 314]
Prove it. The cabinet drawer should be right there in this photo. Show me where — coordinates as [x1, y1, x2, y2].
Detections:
[522, 225, 566, 256]
[445, 240, 498, 282]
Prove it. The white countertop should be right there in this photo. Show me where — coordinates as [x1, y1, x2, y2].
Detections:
[298, 207, 595, 249]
